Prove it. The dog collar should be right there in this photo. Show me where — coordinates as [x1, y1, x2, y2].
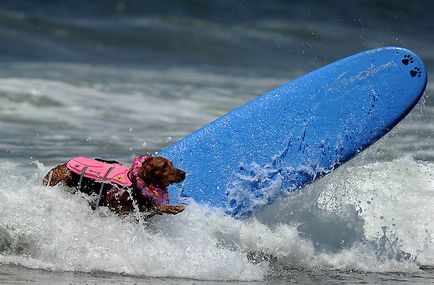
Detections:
[131, 154, 170, 206]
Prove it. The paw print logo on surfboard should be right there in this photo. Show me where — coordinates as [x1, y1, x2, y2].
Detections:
[401, 54, 423, 78]
[410, 67, 422, 78]
[402, 54, 414, 65]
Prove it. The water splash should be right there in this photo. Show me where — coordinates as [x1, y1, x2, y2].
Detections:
[226, 161, 317, 218]
[0, 157, 432, 280]
[226, 138, 329, 218]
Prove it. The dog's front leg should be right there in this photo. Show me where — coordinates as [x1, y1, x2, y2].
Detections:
[156, 205, 185, 215]
[135, 205, 185, 221]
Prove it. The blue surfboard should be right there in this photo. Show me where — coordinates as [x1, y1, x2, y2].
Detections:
[158, 47, 427, 218]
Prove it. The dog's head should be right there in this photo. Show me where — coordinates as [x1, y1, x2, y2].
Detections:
[140, 156, 186, 189]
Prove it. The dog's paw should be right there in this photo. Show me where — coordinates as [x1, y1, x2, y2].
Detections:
[157, 205, 185, 215]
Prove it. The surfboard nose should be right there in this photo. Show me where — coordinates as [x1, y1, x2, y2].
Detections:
[388, 46, 427, 95]
[363, 47, 427, 119]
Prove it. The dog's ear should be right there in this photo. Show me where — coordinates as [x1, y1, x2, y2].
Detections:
[140, 158, 155, 183]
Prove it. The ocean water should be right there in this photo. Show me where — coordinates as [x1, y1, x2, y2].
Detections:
[0, 0, 433, 284]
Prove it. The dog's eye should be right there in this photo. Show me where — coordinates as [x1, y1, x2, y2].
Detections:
[163, 163, 168, 168]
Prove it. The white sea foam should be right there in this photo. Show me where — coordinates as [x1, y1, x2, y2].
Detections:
[0, 161, 266, 281]
[316, 157, 434, 266]
[0, 156, 432, 280]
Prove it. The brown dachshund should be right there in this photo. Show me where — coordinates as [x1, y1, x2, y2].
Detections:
[43, 156, 186, 219]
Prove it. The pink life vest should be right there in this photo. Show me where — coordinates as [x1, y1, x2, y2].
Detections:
[66, 156, 169, 206]
[66, 157, 132, 187]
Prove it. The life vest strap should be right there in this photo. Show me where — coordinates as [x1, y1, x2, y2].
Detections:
[96, 166, 115, 206]
[77, 166, 88, 192]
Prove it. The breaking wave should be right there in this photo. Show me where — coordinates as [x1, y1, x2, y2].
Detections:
[0, 156, 432, 280]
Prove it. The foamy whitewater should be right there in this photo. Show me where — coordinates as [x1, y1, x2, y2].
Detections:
[0, 1, 433, 283]
[0, 152, 433, 280]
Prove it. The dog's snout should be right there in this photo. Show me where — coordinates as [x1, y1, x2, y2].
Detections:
[179, 170, 186, 181]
